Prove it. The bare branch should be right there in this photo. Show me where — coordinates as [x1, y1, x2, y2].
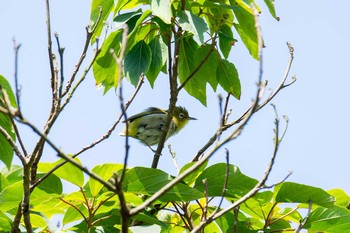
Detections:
[61, 6, 103, 97]
[12, 38, 22, 116]
[54, 32, 65, 98]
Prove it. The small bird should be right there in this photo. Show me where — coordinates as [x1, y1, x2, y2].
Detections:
[119, 106, 196, 146]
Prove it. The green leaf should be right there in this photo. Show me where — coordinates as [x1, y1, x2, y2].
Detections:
[274, 182, 336, 208]
[0, 181, 22, 212]
[30, 213, 47, 229]
[178, 10, 208, 43]
[0, 74, 17, 169]
[146, 37, 168, 87]
[233, 6, 259, 59]
[305, 206, 350, 232]
[194, 163, 258, 198]
[263, 0, 278, 20]
[0, 74, 17, 107]
[38, 157, 84, 187]
[93, 29, 123, 93]
[90, 0, 114, 44]
[63, 204, 88, 225]
[193, 44, 219, 91]
[36, 173, 62, 195]
[178, 37, 207, 106]
[151, 0, 172, 24]
[115, 0, 148, 13]
[113, 8, 143, 28]
[89, 164, 123, 197]
[179, 159, 208, 186]
[328, 189, 350, 208]
[124, 40, 152, 86]
[0, 211, 12, 232]
[219, 24, 235, 59]
[123, 167, 204, 202]
[216, 59, 241, 99]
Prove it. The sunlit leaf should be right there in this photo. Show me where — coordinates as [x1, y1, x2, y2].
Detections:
[263, 0, 278, 20]
[233, 5, 259, 59]
[38, 157, 84, 187]
[151, 0, 172, 24]
[90, 0, 114, 44]
[179, 159, 208, 186]
[0, 74, 17, 169]
[305, 206, 350, 232]
[113, 8, 143, 28]
[89, 164, 123, 197]
[194, 163, 258, 198]
[178, 10, 208, 43]
[123, 167, 203, 202]
[93, 29, 122, 93]
[275, 182, 335, 208]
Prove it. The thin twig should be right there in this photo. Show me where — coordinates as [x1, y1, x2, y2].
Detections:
[294, 201, 312, 233]
[190, 103, 283, 233]
[12, 38, 22, 115]
[61, 7, 103, 97]
[111, 24, 131, 233]
[60, 197, 88, 223]
[31, 76, 144, 190]
[54, 32, 65, 98]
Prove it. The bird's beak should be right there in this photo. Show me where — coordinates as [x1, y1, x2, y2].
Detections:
[188, 116, 197, 120]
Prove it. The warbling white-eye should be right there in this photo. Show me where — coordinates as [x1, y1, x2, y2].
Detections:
[119, 106, 196, 146]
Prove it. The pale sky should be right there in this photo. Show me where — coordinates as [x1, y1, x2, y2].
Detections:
[0, 0, 349, 195]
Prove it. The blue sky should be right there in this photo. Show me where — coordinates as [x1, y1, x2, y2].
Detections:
[0, 0, 349, 195]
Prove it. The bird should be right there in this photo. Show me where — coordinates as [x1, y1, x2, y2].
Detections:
[119, 106, 196, 146]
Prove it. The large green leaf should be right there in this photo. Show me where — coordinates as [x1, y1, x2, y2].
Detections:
[151, 0, 172, 24]
[36, 173, 62, 195]
[38, 157, 84, 187]
[178, 10, 208, 43]
[216, 59, 241, 99]
[124, 40, 152, 86]
[0, 74, 17, 169]
[193, 44, 219, 91]
[90, 0, 114, 44]
[146, 37, 168, 87]
[305, 206, 350, 233]
[123, 167, 204, 202]
[178, 37, 207, 106]
[233, 5, 259, 59]
[328, 189, 350, 208]
[0, 181, 22, 212]
[93, 29, 122, 93]
[274, 182, 335, 208]
[194, 163, 258, 198]
[89, 163, 123, 197]
[219, 24, 236, 59]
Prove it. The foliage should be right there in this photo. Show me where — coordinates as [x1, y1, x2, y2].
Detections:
[0, 0, 349, 232]
[1, 162, 350, 232]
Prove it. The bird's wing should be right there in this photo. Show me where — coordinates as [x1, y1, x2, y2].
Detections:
[125, 107, 166, 122]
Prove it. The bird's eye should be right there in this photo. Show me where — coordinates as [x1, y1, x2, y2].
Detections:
[179, 113, 185, 119]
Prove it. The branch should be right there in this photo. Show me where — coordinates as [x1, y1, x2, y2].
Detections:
[54, 32, 65, 98]
[31, 76, 144, 190]
[12, 38, 22, 116]
[152, 24, 180, 168]
[61, 6, 103, 97]
[294, 201, 312, 233]
[190, 104, 283, 233]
